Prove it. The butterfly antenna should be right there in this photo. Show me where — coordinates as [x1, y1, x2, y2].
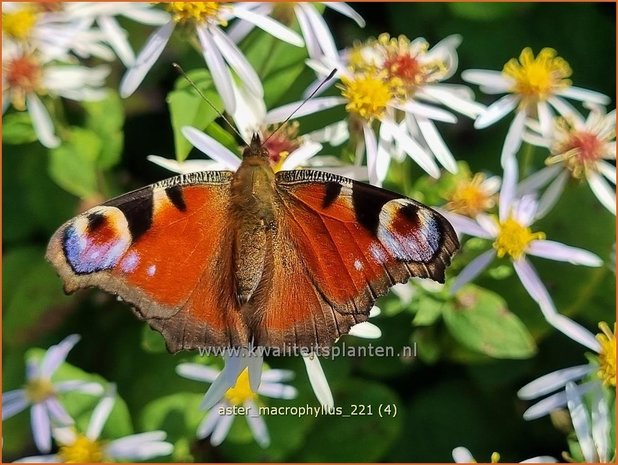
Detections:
[262, 68, 337, 146]
[172, 63, 246, 144]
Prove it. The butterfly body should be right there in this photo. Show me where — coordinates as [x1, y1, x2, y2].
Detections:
[47, 135, 459, 353]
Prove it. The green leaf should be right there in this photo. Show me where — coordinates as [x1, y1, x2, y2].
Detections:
[443, 285, 536, 359]
[3, 247, 74, 349]
[2, 112, 38, 144]
[412, 296, 445, 326]
[167, 70, 222, 161]
[141, 325, 168, 353]
[290, 379, 402, 461]
[49, 128, 101, 198]
[83, 91, 124, 169]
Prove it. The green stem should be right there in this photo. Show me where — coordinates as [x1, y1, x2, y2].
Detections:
[520, 142, 535, 179]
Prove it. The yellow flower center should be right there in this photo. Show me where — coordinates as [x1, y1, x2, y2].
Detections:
[340, 73, 392, 121]
[503, 47, 572, 103]
[446, 173, 496, 217]
[25, 377, 55, 403]
[166, 2, 226, 26]
[224, 368, 257, 406]
[493, 217, 545, 260]
[2, 6, 38, 40]
[262, 122, 300, 172]
[58, 433, 105, 463]
[596, 322, 616, 387]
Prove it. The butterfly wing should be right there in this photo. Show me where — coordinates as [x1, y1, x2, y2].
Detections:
[246, 169, 459, 348]
[46, 171, 249, 352]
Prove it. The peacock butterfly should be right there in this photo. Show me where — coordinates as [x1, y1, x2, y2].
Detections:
[46, 133, 459, 353]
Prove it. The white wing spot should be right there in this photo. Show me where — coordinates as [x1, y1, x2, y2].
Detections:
[147, 264, 157, 276]
[354, 259, 363, 271]
[370, 244, 388, 263]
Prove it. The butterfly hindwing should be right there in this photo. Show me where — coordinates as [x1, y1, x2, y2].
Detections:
[247, 169, 459, 347]
[46, 171, 249, 352]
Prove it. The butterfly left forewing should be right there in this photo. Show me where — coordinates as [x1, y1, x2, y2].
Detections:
[247, 169, 459, 348]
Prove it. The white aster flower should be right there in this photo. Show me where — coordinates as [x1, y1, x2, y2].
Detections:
[518, 321, 615, 423]
[16, 387, 174, 462]
[120, 1, 303, 114]
[286, 33, 483, 185]
[2, 334, 104, 453]
[2, 42, 110, 148]
[149, 81, 366, 179]
[463, 47, 610, 165]
[227, 2, 365, 60]
[520, 106, 616, 216]
[445, 158, 603, 340]
[177, 360, 297, 448]
[452, 446, 556, 463]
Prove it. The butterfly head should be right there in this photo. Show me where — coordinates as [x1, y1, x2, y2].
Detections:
[241, 133, 269, 161]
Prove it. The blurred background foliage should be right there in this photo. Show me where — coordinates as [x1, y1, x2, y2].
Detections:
[3, 2, 616, 462]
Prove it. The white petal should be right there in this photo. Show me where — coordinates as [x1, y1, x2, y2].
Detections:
[363, 124, 379, 185]
[119, 21, 174, 98]
[13, 454, 60, 463]
[566, 382, 595, 463]
[512, 195, 539, 226]
[280, 142, 322, 171]
[265, 97, 345, 124]
[501, 109, 526, 167]
[557, 86, 610, 106]
[588, 171, 616, 215]
[590, 384, 610, 462]
[54, 381, 104, 395]
[461, 69, 511, 90]
[32, 403, 52, 453]
[44, 398, 73, 426]
[298, 4, 338, 58]
[382, 120, 440, 178]
[106, 431, 173, 460]
[176, 363, 220, 383]
[440, 211, 494, 239]
[420, 86, 485, 119]
[535, 171, 568, 219]
[257, 383, 297, 400]
[87, 388, 116, 440]
[41, 334, 80, 379]
[527, 240, 602, 267]
[98, 16, 135, 67]
[246, 354, 263, 392]
[512, 258, 556, 320]
[200, 356, 246, 411]
[348, 322, 382, 339]
[231, 6, 303, 47]
[294, 4, 321, 59]
[548, 314, 601, 352]
[181, 126, 241, 170]
[597, 160, 617, 184]
[260, 369, 295, 384]
[476, 214, 499, 236]
[474, 94, 518, 129]
[547, 96, 584, 125]
[2, 390, 29, 419]
[537, 101, 554, 140]
[27, 94, 60, 149]
[375, 133, 392, 185]
[231, 81, 266, 141]
[209, 25, 263, 98]
[210, 411, 234, 446]
[523, 390, 568, 420]
[196, 26, 236, 114]
[517, 165, 562, 195]
[416, 116, 457, 173]
[517, 365, 592, 400]
[324, 2, 366, 26]
[520, 456, 558, 463]
[197, 408, 221, 439]
[450, 249, 496, 293]
[398, 100, 457, 123]
[147, 155, 222, 174]
[308, 121, 349, 146]
[245, 400, 270, 447]
[499, 155, 519, 221]
[121, 5, 171, 25]
[452, 446, 475, 463]
[302, 355, 333, 408]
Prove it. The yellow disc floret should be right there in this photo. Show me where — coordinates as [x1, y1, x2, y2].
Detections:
[58, 433, 105, 463]
[446, 173, 496, 217]
[3, 6, 38, 40]
[340, 73, 392, 121]
[166, 2, 226, 26]
[224, 368, 257, 406]
[596, 322, 616, 387]
[503, 47, 572, 103]
[25, 377, 55, 403]
[493, 217, 545, 260]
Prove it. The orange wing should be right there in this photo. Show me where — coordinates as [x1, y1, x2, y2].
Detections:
[46, 172, 248, 352]
[247, 170, 459, 348]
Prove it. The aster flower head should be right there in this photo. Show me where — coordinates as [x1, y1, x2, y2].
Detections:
[16, 387, 174, 462]
[520, 106, 616, 216]
[177, 356, 297, 448]
[120, 1, 304, 114]
[444, 171, 501, 217]
[518, 319, 614, 427]
[452, 446, 556, 463]
[2, 334, 104, 453]
[463, 47, 611, 165]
